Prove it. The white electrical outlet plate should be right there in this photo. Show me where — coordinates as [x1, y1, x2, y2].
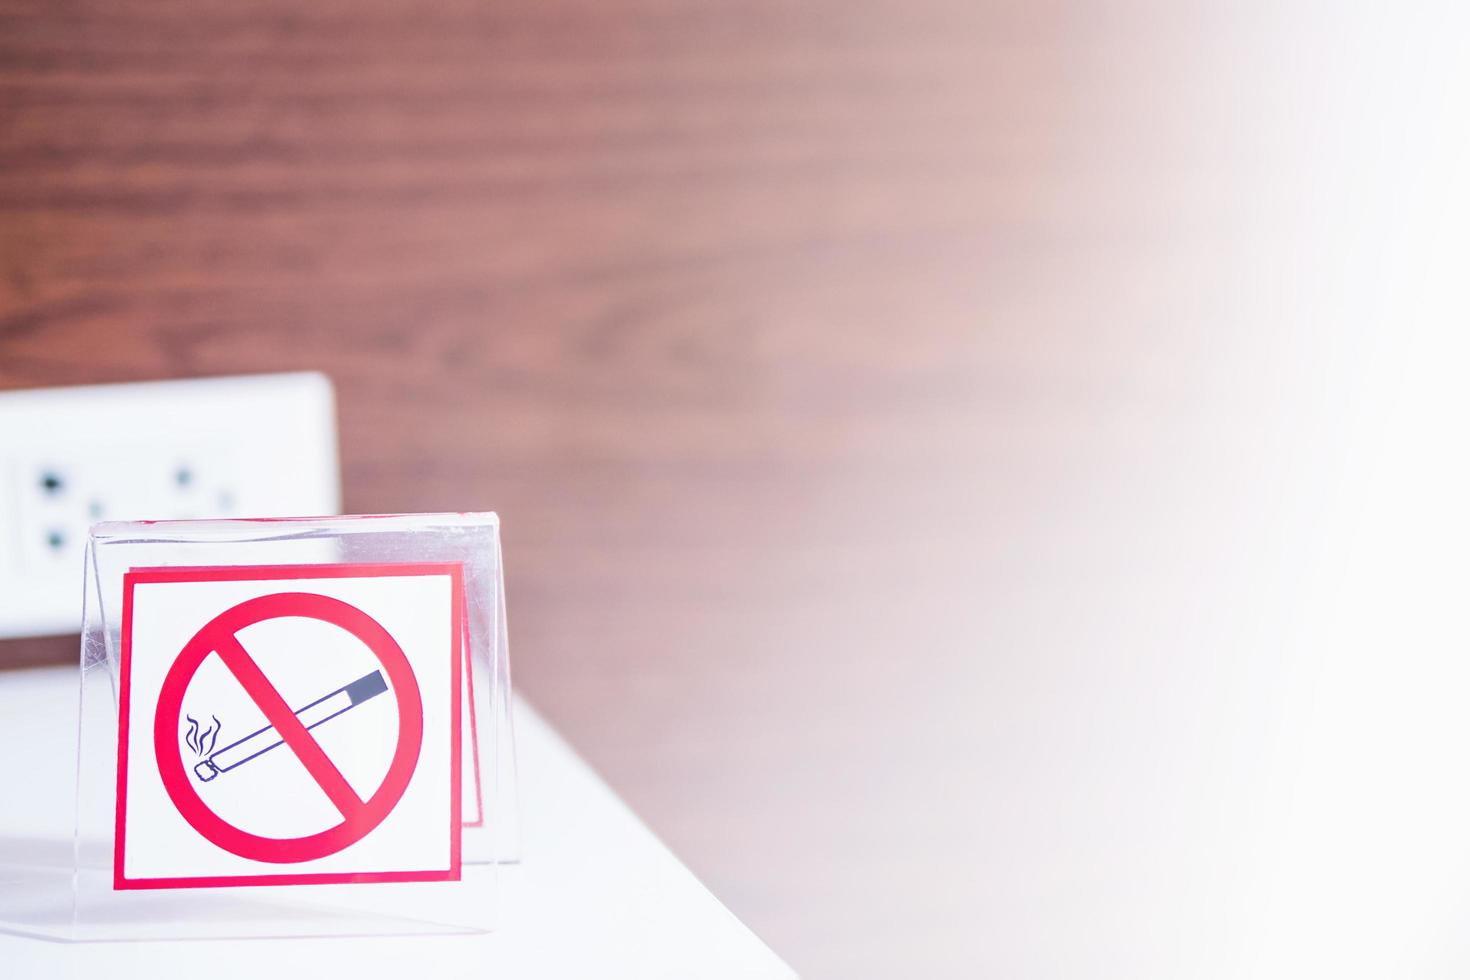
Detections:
[0, 373, 341, 639]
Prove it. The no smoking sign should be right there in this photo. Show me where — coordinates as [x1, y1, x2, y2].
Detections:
[114, 563, 464, 889]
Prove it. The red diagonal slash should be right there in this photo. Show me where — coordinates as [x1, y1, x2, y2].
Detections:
[212, 631, 365, 820]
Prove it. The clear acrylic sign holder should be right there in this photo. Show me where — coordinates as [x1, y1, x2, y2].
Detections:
[60, 513, 517, 941]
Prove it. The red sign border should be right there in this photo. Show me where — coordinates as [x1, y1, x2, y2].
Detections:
[114, 561, 464, 890]
[461, 613, 486, 828]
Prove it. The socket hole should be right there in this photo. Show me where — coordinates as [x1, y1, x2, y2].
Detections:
[217, 489, 236, 512]
[46, 528, 66, 551]
[88, 499, 104, 519]
[39, 471, 64, 496]
[175, 466, 194, 489]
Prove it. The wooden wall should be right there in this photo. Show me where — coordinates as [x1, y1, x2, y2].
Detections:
[0, 3, 1294, 976]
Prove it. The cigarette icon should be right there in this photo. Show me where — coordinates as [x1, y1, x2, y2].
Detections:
[192, 670, 388, 783]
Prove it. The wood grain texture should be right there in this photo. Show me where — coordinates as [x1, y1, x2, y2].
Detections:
[0, 2, 1273, 975]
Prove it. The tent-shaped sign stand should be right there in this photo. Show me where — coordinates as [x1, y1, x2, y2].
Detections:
[51, 513, 516, 941]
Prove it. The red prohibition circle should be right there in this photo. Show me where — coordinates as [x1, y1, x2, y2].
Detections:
[154, 592, 423, 864]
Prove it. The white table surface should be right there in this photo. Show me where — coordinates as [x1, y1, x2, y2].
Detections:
[0, 665, 796, 979]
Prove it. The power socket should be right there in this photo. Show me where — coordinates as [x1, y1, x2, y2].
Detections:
[0, 373, 341, 639]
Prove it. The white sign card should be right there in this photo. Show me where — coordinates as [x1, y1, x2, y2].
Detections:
[114, 563, 464, 889]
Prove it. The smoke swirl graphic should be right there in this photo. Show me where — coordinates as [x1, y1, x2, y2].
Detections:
[183, 714, 222, 759]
